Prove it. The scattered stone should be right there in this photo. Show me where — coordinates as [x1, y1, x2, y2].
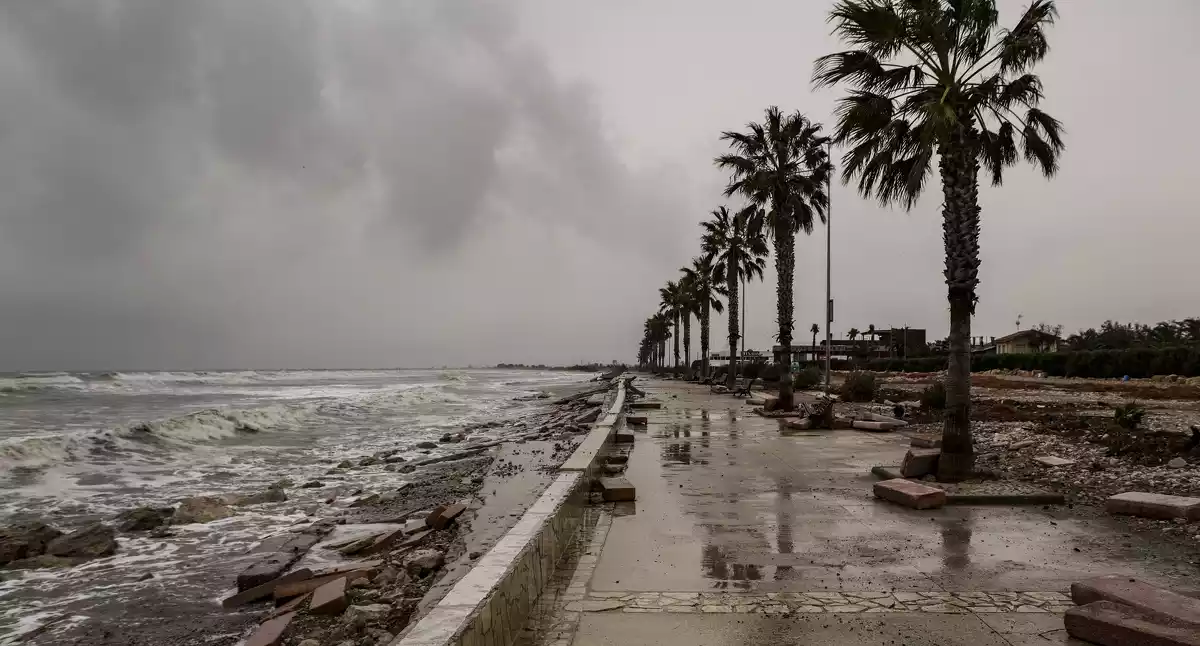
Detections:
[873, 479, 947, 510]
[274, 568, 372, 600]
[900, 449, 941, 478]
[403, 549, 445, 577]
[137, 572, 154, 581]
[1167, 457, 1188, 469]
[416, 441, 438, 450]
[358, 456, 380, 467]
[910, 435, 941, 449]
[785, 418, 812, 430]
[428, 503, 466, 530]
[1106, 492, 1200, 521]
[402, 519, 427, 535]
[336, 460, 354, 469]
[244, 611, 296, 646]
[337, 534, 381, 556]
[232, 488, 288, 506]
[172, 496, 235, 524]
[1008, 440, 1035, 450]
[1065, 600, 1200, 646]
[599, 477, 635, 502]
[301, 480, 324, 488]
[603, 464, 624, 476]
[349, 494, 380, 508]
[310, 576, 350, 614]
[398, 465, 416, 474]
[116, 507, 174, 532]
[222, 568, 314, 608]
[1032, 456, 1075, 467]
[1072, 575, 1200, 627]
[0, 521, 63, 566]
[344, 604, 391, 625]
[46, 522, 117, 560]
[236, 530, 323, 592]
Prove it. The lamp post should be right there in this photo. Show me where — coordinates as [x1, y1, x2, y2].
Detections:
[824, 140, 833, 391]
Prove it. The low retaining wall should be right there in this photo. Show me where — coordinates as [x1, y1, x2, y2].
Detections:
[393, 376, 627, 646]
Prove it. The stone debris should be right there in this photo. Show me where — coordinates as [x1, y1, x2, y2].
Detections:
[1106, 492, 1200, 521]
[427, 503, 467, 530]
[45, 522, 117, 560]
[244, 611, 296, 646]
[1032, 455, 1076, 467]
[785, 418, 812, 430]
[309, 576, 350, 614]
[900, 448, 941, 478]
[629, 401, 662, 410]
[172, 496, 234, 524]
[852, 420, 897, 432]
[116, 506, 174, 532]
[873, 479, 946, 510]
[605, 455, 629, 465]
[222, 568, 314, 608]
[626, 415, 648, 426]
[1065, 600, 1200, 646]
[0, 521, 62, 566]
[1007, 440, 1035, 450]
[274, 568, 372, 600]
[909, 434, 941, 448]
[1071, 575, 1200, 627]
[614, 431, 635, 444]
[599, 477, 636, 502]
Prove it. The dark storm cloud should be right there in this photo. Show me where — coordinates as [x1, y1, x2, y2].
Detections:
[0, 0, 691, 369]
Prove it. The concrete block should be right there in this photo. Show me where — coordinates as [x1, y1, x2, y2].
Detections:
[614, 431, 635, 444]
[429, 503, 467, 530]
[309, 576, 349, 615]
[1065, 601, 1200, 646]
[629, 401, 661, 410]
[222, 567, 313, 608]
[236, 551, 302, 592]
[1072, 576, 1200, 627]
[746, 397, 765, 406]
[605, 455, 629, 465]
[244, 611, 296, 646]
[273, 568, 372, 600]
[599, 478, 636, 502]
[900, 448, 941, 478]
[910, 434, 941, 448]
[852, 420, 898, 432]
[1106, 492, 1200, 521]
[873, 479, 946, 510]
[762, 395, 780, 411]
[1033, 455, 1075, 467]
[626, 415, 648, 426]
[785, 418, 812, 430]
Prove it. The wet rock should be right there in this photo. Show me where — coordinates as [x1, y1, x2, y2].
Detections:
[173, 496, 234, 524]
[298, 641, 320, 646]
[148, 526, 175, 538]
[138, 572, 154, 581]
[4, 554, 80, 569]
[369, 630, 395, 645]
[345, 603, 391, 625]
[271, 478, 295, 489]
[1167, 457, 1188, 468]
[403, 549, 445, 577]
[301, 480, 324, 488]
[231, 487, 289, 506]
[116, 506, 174, 532]
[336, 460, 354, 469]
[416, 441, 438, 449]
[398, 464, 416, 474]
[0, 521, 63, 566]
[46, 522, 117, 560]
[359, 456, 380, 467]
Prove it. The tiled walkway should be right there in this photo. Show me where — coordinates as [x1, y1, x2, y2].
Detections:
[520, 378, 1195, 646]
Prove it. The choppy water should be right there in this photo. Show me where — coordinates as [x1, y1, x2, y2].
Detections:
[0, 368, 587, 643]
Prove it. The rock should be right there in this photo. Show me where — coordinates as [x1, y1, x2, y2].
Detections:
[148, 526, 174, 538]
[336, 460, 354, 469]
[1168, 457, 1188, 469]
[427, 503, 467, 530]
[900, 449, 941, 478]
[116, 506, 174, 532]
[274, 568, 372, 600]
[403, 549, 445, 577]
[0, 521, 63, 566]
[373, 565, 401, 587]
[344, 604, 391, 625]
[416, 441, 438, 449]
[852, 420, 898, 432]
[574, 408, 602, 424]
[301, 480, 324, 488]
[602, 464, 624, 476]
[244, 612, 296, 646]
[910, 435, 941, 449]
[271, 478, 294, 489]
[358, 456, 380, 467]
[310, 576, 350, 614]
[232, 488, 289, 506]
[1032, 455, 1075, 467]
[606, 455, 629, 465]
[1106, 492, 1200, 521]
[4, 555, 80, 569]
[222, 568, 315, 608]
[1065, 600, 1200, 646]
[370, 631, 395, 645]
[398, 464, 416, 474]
[873, 479, 946, 510]
[46, 522, 117, 560]
[614, 431, 635, 444]
[1008, 440, 1035, 450]
[298, 641, 320, 646]
[1072, 575, 1200, 627]
[173, 496, 234, 524]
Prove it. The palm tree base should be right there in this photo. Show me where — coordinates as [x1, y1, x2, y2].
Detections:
[935, 451, 975, 483]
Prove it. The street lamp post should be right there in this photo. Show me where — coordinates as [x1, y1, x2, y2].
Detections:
[824, 140, 833, 391]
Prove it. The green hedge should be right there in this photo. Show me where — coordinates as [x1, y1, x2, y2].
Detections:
[859, 346, 1200, 378]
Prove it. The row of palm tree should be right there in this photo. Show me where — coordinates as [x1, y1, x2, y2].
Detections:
[638, 0, 1064, 482]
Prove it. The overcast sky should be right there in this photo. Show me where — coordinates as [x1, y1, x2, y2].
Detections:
[0, 1, 1197, 370]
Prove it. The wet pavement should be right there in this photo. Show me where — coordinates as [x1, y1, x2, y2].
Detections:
[520, 378, 1200, 646]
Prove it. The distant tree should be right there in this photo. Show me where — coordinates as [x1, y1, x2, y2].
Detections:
[682, 255, 727, 380]
[811, 323, 820, 351]
[702, 205, 768, 388]
[659, 280, 687, 370]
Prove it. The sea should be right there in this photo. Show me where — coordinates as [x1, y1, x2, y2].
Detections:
[0, 368, 588, 643]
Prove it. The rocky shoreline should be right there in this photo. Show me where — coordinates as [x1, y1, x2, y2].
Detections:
[1, 380, 609, 645]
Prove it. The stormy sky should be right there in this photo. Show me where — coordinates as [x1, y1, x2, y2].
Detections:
[0, 1, 1197, 370]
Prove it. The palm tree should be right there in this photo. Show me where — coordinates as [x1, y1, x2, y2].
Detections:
[717, 108, 831, 411]
[702, 205, 768, 388]
[867, 323, 877, 347]
[682, 255, 726, 380]
[677, 269, 696, 379]
[814, 0, 1065, 480]
[810, 323, 820, 359]
[644, 312, 671, 371]
[659, 280, 686, 372]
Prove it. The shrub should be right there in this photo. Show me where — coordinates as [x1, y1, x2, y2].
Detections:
[1113, 401, 1146, 430]
[792, 367, 821, 390]
[760, 364, 782, 383]
[839, 371, 877, 402]
[920, 382, 947, 410]
[740, 363, 764, 380]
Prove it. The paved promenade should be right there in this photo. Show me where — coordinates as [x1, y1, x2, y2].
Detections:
[522, 378, 1197, 645]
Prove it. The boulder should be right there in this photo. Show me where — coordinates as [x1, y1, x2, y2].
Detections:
[46, 523, 117, 560]
[222, 568, 314, 608]
[0, 521, 63, 566]
[173, 496, 234, 524]
[116, 506, 174, 532]
[403, 549, 445, 577]
[4, 555, 80, 569]
[900, 449, 941, 478]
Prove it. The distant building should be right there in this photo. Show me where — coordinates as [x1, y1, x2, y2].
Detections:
[773, 327, 928, 363]
[994, 330, 1061, 354]
[708, 349, 770, 364]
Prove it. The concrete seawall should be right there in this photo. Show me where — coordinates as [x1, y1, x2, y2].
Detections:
[392, 377, 628, 646]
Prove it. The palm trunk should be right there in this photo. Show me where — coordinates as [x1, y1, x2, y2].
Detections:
[683, 313, 692, 379]
[673, 314, 680, 371]
[775, 224, 795, 411]
[700, 295, 711, 379]
[726, 260, 739, 388]
[937, 127, 982, 482]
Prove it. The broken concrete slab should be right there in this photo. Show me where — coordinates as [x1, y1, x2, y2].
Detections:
[1072, 576, 1200, 627]
[900, 448, 941, 478]
[629, 401, 661, 410]
[784, 418, 812, 430]
[870, 465, 904, 480]
[309, 576, 349, 615]
[574, 408, 602, 424]
[1065, 600, 1200, 646]
[626, 415, 648, 426]
[1007, 439, 1035, 450]
[761, 395, 780, 411]
[873, 479, 946, 510]
[244, 611, 296, 646]
[222, 567, 313, 608]
[429, 503, 466, 530]
[745, 397, 765, 406]
[1106, 492, 1200, 521]
[1033, 455, 1075, 467]
[852, 420, 898, 432]
[236, 552, 304, 592]
[274, 567, 373, 600]
[614, 431, 635, 444]
[909, 434, 942, 448]
[599, 478, 635, 502]
[602, 464, 625, 476]
[605, 455, 629, 465]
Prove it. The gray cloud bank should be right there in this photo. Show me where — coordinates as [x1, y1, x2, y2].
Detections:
[0, 0, 692, 370]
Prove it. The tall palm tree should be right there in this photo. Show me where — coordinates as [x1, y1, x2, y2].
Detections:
[810, 323, 820, 359]
[716, 108, 831, 411]
[814, 0, 1064, 480]
[702, 205, 768, 388]
[659, 280, 686, 372]
[645, 312, 671, 370]
[682, 255, 727, 380]
[677, 269, 696, 379]
[848, 327, 860, 342]
[867, 323, 877, 346]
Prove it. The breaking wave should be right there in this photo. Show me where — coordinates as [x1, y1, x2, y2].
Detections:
[0, 373, 88, 394]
